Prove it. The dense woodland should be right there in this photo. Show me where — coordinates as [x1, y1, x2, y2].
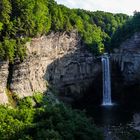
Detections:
[0, 0, 130, 62]
[0, 93, 104, 140]
[1, 0, 140, 61]
[111, 11, 140, 49]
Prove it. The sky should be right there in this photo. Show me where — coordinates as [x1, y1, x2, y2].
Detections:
[55, 0, 140, 15]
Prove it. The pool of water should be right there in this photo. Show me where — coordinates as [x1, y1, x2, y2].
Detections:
[85, 103, 140, 140]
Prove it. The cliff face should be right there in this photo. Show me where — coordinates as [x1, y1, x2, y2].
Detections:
[1, 31, 140, 105]
[0, 61, 9, 104]
[9, 31, 100, 101]
[111, 32, 140, 84]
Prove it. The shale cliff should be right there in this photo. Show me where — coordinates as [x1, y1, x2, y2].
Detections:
[1, 31, 140, 105]
[111, 32, 140, 84]
[8, 31, 100, 103]
[0, 61, 9, 104]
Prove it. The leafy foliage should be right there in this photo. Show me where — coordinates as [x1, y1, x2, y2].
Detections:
[111, 11, 140, 50]
[0, 0, 129, 62]
[0, 94, 103, 140]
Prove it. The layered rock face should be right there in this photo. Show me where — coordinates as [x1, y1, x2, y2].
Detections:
[46, 47, 101, 101]
[0, 61, 9, 104]
[10, 31, 99, 99]
[0, 31, 140, 104]
[111, 32, 140, 84]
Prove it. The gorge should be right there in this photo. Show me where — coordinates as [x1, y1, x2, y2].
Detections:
[0, 28, 140, 140]
[0, 0, 140, 139]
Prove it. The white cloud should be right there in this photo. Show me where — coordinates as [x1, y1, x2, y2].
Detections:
[55, 0, 140, 15]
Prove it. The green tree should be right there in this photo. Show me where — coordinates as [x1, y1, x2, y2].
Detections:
[33, 0, 51, 35]
[3, 38, 16, 62]
[0, 0, 12, 24]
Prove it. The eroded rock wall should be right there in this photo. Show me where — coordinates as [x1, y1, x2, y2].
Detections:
[10, 31, 100, 99]
[111, 32, 140, 84]
[0, 61, 9, 104]
[1, 31, 140, 104]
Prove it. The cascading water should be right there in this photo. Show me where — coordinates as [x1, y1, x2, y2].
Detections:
[102, 53, 112, 106]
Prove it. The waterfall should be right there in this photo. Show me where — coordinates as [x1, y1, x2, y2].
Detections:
[102, 53, 112, 106]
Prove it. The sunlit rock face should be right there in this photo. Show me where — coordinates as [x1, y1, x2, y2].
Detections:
[0, 61, 9, 104]
[111, 32, 140, 84]
[10, 31, 100, 101]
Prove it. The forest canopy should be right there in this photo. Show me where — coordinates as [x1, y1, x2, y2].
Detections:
[111, 11, 140, 49]
[0, 0, 137, 62]
[0, 94, 104, 140]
